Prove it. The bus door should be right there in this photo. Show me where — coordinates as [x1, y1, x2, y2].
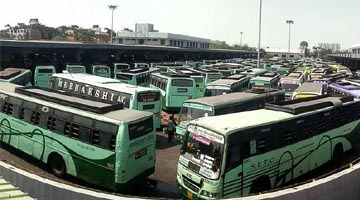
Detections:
[137, 92, 161, 129]
[223, 144, 244, 198]
[34, 66, 56, 88]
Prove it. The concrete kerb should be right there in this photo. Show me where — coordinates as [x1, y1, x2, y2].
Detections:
[0, 161, 147, 200]
[1, 159, 360, 200]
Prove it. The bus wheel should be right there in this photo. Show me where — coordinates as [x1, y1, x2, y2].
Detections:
[48, 154, 66, 177]
[250, 176, 271, 194]
[332, 143, 344, 163]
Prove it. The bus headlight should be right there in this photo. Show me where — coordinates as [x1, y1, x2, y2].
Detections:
[201, 190, 217, 198]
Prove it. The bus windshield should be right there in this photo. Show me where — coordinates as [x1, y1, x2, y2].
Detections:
[181, 126, 224, 179]
[179, 106, 211, 122]
[282, 83, 300, 93]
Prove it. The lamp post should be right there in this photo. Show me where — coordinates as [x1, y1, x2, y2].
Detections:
[108, 5, 118, 44]
[257, 0, 262, 68]
[286, 20, 294, 53]
[240, 32, 243, 46]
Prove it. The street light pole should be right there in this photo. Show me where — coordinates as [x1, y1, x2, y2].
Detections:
[108, 5, 118, 44]
[286, 20, 294, 53]
[240, 32, 243, 46]
[257, 0, 262, 68]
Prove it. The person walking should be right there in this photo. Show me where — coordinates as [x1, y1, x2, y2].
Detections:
[167, 115, 177, 143]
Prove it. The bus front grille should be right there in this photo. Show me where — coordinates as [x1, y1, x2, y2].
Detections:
[188, 161, 200, 173]
[183, 175, 200, 193]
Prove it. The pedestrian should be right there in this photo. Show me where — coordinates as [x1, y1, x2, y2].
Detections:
[167, 115, 177, 143]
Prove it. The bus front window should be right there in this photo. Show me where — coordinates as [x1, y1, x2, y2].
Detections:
[281, 83, 300, 93]
[179, 107, 210, 122]
[180, 127, 224, 179]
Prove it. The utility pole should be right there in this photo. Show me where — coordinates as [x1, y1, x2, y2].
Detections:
[286, 20, 294, 53]
[240, 32, 243, 46]
[257, 0, 262, 68]
[108, 5, 118, 44]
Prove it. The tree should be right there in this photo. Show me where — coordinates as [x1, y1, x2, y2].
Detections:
[299, 41, 310, 57]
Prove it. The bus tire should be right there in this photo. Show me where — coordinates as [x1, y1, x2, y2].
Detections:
[48, 153, 66, 177]
[332, 143, 344, 163]
[250, 176, 271, 194]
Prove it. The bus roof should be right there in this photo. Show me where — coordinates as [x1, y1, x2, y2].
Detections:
[35, 65, 55, 69]
[207, 78, 246, 86]
[0, 83, 152, 124]
[52, 73, 159, 93]
[190, 95, 353, 136]
[294, 82, 324, 93]
[152, 72, 191, 79]
[0, 68, 27, 80]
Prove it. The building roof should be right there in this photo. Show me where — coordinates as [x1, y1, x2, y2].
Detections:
[0, 177, 34, 200]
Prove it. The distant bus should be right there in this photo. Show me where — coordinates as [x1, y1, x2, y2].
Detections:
[115, 68, 153, 87]
[0, 68, 32, 86]
[113, 63, 130, 76]
[191, 68, 222, 84]
[169, 68, 206, 98]
[280, 71, 307, 98]
[240, 68, 267, 78]
[308, 73, 345, 85]
[34, 65, 56, 88]
[50, 73, 162, 129]
[205, 75, 250, 97]
[176, 88, 285, 140]
[150, 73, 196, 113]
[309, 68, 332, 80]
[66, 65, 86, 73]
[177, 95, 360, 199]
[91, 65, 111, 78]
[292, 82, 328, 99]
[0, 83, 156, 191]
[329, 81, 360, 99]
[249, 72, 281, 89]
[134, 63, 149, 69]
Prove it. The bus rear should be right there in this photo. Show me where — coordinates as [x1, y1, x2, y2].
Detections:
[114, 63, 130, 74]
[177, 124, 225, 200]
[166, 78, 196, 112]
[192, 76, 205, 98]
[34, 66, 56, 88]
[136, 91, 162, 129]
[116, 116, 156, 190]
[116, 73, 135, 85]
[66, 65, 86, 73]
[92, 65, 111, 78]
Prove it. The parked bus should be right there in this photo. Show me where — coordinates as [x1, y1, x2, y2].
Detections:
[240, 68, 267, 78]
[191, 68, 222, 84]
[0, 83, 156, 191]
[91, 65, 111, 78]
[280, 71, 307, 98]
[66, 65, 86, 73]
[113, 63, 130, 74]
[115, 68, 153, 87]
[134, 63, 149, 69]
[292, 82, 328, 99]
[205, 75, 250, 97]
[34, 65, 56, 88]
[169, 68, 206, 98]
[309, 68, 332, 80]
[149, 73, 196, 113]
[329, 81, 360, 99]
[50, 73, 162, 129]
[0, 68, 32, 86]
[176, 88, 285, 141]
[177, 95, 360, 199]
[248, 72, 281, 89]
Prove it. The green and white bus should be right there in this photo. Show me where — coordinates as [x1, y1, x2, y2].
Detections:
[0, 68, 32, 86]
[50, 73, 162, 129]
[191, 68, 222, 84]
[169, 68, 206, 99]
[205, 75, 250, 97]
[176, 88, 285, 141]
[177, 95, 360, 199]
[0, 83, 156, 191]
[91, 65, 111, 78]
[248, 72, 281, 89]
[150, 73, 196, 113]
[66, 65, 86, 73]
[34, 65, 56, 88]
[112, 63, 130, 77]
[240, 68, 267, 78]
[115, 68, 154, 87]
[134, 63, 149, 69]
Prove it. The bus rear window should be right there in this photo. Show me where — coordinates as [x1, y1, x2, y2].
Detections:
[128, 117, 153, 140]
[194, 77, 204, 84]
[137, 92, 160, 102]
[95, 67, 109, 73]
[172, 79, 193, 87]
[117, 74, 132, 80]
[38, 69, 54, 73]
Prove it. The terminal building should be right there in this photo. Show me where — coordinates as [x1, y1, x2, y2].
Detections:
[351, 43, 360, 54]
[115, 23, 211, 48]
[264, 48, 305, 59]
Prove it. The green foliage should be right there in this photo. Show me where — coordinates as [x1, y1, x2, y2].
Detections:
[210, 40, 257, 51]
[299, 41, 310, 57]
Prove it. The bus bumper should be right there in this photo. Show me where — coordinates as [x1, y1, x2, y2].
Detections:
[115, 166, 155, 192]
[177, 180, 200, 200]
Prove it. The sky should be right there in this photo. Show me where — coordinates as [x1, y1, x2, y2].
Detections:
[0, 0, 359, 49]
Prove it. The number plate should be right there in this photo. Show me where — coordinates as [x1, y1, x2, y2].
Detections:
[187, 190, 193, 199]
[135, 148, 147, 159]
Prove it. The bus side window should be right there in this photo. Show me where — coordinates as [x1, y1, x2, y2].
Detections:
[78, 126, 92, 143]
[225, 144, 242, 171]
